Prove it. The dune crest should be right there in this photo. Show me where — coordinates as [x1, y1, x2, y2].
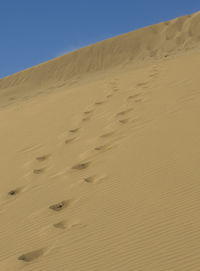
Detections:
[0, 11, 200, 92]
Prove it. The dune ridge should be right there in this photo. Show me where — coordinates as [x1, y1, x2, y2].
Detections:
[0, 11, 200, 90]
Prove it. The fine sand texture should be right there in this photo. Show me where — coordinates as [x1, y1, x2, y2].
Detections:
[0, 11, 200, 271]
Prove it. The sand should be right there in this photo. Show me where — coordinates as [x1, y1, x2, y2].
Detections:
[0, 11, 200, 271]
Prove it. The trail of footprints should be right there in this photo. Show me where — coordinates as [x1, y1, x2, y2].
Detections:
[8, 72, 156, 263]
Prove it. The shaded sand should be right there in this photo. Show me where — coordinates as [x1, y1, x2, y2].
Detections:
[0, 11, 200, 271]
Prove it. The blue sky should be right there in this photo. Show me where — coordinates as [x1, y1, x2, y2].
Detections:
[0, 0, 199, 78]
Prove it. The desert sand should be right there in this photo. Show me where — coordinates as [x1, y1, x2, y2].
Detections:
[0, 11, 200, 271]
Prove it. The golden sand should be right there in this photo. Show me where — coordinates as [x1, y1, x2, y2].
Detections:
[0, 11, 200, 271]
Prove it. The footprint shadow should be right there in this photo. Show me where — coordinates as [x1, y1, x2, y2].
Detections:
[94, 143, 113, 152]
[83, 109, 93, 115]
[95, 101, 105, 105]
[53, 220, 68, 229]
[100, 131, 115, 138]
[36, 154, 50, 162]
[127, 93, 141, 100]
[137, 82, 148, 87]
[119, 118, 129, 124]
[72, 161, 90, 170]
[106, 94, 113, 98]
[33, 168, 46, 174]
[82, 116, 90, 122]
[65, 137, 76, 144]
[18, 248, 45, 262]
[115, 108, 133, 117]
[82, 174, 106, 185]
[69, 128, 80, 133]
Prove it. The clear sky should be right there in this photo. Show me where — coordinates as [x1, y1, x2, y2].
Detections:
[0, 0, 199, 78]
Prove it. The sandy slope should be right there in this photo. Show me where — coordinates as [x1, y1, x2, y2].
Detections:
[0, 11, 200, 271]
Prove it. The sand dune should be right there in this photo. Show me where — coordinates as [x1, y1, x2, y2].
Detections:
[0, 10, 200, 271]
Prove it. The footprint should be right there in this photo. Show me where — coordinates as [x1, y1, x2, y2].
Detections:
[106, 94, 112, 98]
[127, 93, 141, 100]
[115, 108, 133, 117]
[95, 101, 105, 105]
[119, 118, 129, 124]
[18, 248, 45, 262]
[69, 128, 80, 133]
[137, 82, 148, 87]
[100, 131, 115, 138]
[72, 162, 90, 170]
[33, 168, 45, 174]
[9, 97, 16, 101]
[84, 109, 93, 115]
[36, 154, 50, 162]
[53, 220, 67, 229]
[94, 144, 112, 152]
[134, 98, 142, 103]
[82, 116, 90, 122]
[127, 95, 134, 100]
[83, 176, 96, 183]
[65, 137, 76, 144]
[83, 175, 106, 184]
[8, 187, 22, 196]
[94, 145, 107, 151]
[149, 73, 157, 77]
[49, 200, 71, 212]
[112, 87, 119, 92]
[53, 220, 84, 230]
